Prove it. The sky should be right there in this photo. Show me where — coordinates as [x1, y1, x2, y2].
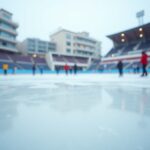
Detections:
[0, 0, 150, 55]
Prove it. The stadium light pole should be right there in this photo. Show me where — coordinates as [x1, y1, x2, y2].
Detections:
[136, 10, 145, 26]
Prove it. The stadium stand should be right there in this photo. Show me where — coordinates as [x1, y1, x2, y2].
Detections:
[0, 50, 50, 70]
[32, 56, 49, 70]
[89, 23, 150, 71]
[0, 48, 92, 72]
[46, 53, 90, 70]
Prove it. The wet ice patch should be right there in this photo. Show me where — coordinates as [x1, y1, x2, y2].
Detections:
[29, 83, 58, 89]
[98, 126, 119, 137]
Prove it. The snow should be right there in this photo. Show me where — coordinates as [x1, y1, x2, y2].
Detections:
[0, 74, 150, 150]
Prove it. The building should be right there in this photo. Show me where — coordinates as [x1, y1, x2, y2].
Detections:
[50, 29, 101, 58]
[18, 38, 56, 55]
[0, 9, 18, 52]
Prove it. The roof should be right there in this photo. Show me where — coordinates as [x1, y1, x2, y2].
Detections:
[50, 29, 98, 41]
[107, 23, 150, 44]
[50, 29, 76, 37]
[0, 9, 12, 16]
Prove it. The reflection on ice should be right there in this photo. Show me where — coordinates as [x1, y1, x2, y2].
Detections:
[105, 87, 150, 117]
[0, 74, 150, 150]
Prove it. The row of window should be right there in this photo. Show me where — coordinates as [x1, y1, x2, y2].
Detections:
[0, 31, 16, 40]
[28, 44, 56, 50]
[75, 50, 93, 56]
[1, 12, 12, 20]
[29, 48, 56, 53]
[66, 40, 96, 50]
[75, 43, 95, 49]
[75, 37, 96, 44]
[0, 22, 16, 30]
[66, 48, 93, 56]
[28, 41, 56, 48]
[0, 41, 16, 48]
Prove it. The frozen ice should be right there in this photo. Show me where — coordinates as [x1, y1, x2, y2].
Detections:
[0, 74, 150, 150]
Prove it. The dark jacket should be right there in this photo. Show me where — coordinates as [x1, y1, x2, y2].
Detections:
[117, 61, 123, 69]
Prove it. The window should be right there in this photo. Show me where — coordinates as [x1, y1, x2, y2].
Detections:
[66, 41, 71, 46]
[2, 42, 7, 46]
[66, 34, 71, 39]
[66, 49, 71, 53]
[29, 48, 35, 52]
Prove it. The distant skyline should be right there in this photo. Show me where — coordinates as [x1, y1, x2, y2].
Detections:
[1, 0, 150, 55]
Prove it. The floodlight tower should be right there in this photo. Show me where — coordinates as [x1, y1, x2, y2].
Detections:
[136, 10, 145, 26]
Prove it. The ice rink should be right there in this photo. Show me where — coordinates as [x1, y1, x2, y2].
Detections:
[0, 74, 150, 150]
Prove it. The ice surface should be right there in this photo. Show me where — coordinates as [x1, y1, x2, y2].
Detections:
[0, 74, 150, 150]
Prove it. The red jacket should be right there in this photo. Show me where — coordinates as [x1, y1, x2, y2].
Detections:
[141, 54, 148, 65]
[64, 65, 70, 71]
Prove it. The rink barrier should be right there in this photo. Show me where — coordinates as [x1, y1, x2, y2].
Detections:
[0, 69, 150, 75]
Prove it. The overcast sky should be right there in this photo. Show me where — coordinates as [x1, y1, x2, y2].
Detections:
[1, 0, 150, 55]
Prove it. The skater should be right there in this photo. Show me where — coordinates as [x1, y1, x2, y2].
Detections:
[32, 64, 36, 75]
[117, 60, 123, 76]
[73, 64, 78, 74]
[132, 64, 137, 74]
[136, 65, 140, 74]
[69, 66, 73, 74]
[2, 64, 9, 75]
[40, 67, 43, 75]
[13, 66, 17, 74]
[55, 66, 60, 75]
[140, 51, 148, 77]
[64, 64, 69, 75]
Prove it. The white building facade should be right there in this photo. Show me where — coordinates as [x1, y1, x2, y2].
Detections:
[0, 9, 18, 52]
[50, 29, 101, 58]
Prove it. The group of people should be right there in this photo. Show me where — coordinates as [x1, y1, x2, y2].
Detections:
[32, 64, 44, 75]
[117, 51, 149, 77]
[1, 52, 149, 77]
[2, 64, 17, 75]
[56, 64, 78, 75]
[1, 63, 44, 75]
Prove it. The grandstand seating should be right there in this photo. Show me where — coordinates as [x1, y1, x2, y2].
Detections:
[11, 54, 32, 63]
[50, 53, 89, 70]
[0, 51, 50, 70]
[138, 40, 150, 50]
[53, 54, 65, 62]
[52, 54, 88, 64]
[0, 52, 12, 61]
[32, 57, 49, 69]
[63, 56, 76, 63]
[89, 23, 150, 72]
[75, 57, 88, 64]
[33, 57, 47, 64]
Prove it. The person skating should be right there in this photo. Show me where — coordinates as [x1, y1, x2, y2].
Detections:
[55, 66, 60, 75]
[73, 64, 78, 74]
[69, 66, 73, 74]
[140, 51, 148, 77]
[117, 60, 123, 76]
[32, 64, 36, 75]
[13, 66, 17, 74]
[40, 67, 43, 75]
[2, 64, 9, 75]
[64, 64, 70, 75]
